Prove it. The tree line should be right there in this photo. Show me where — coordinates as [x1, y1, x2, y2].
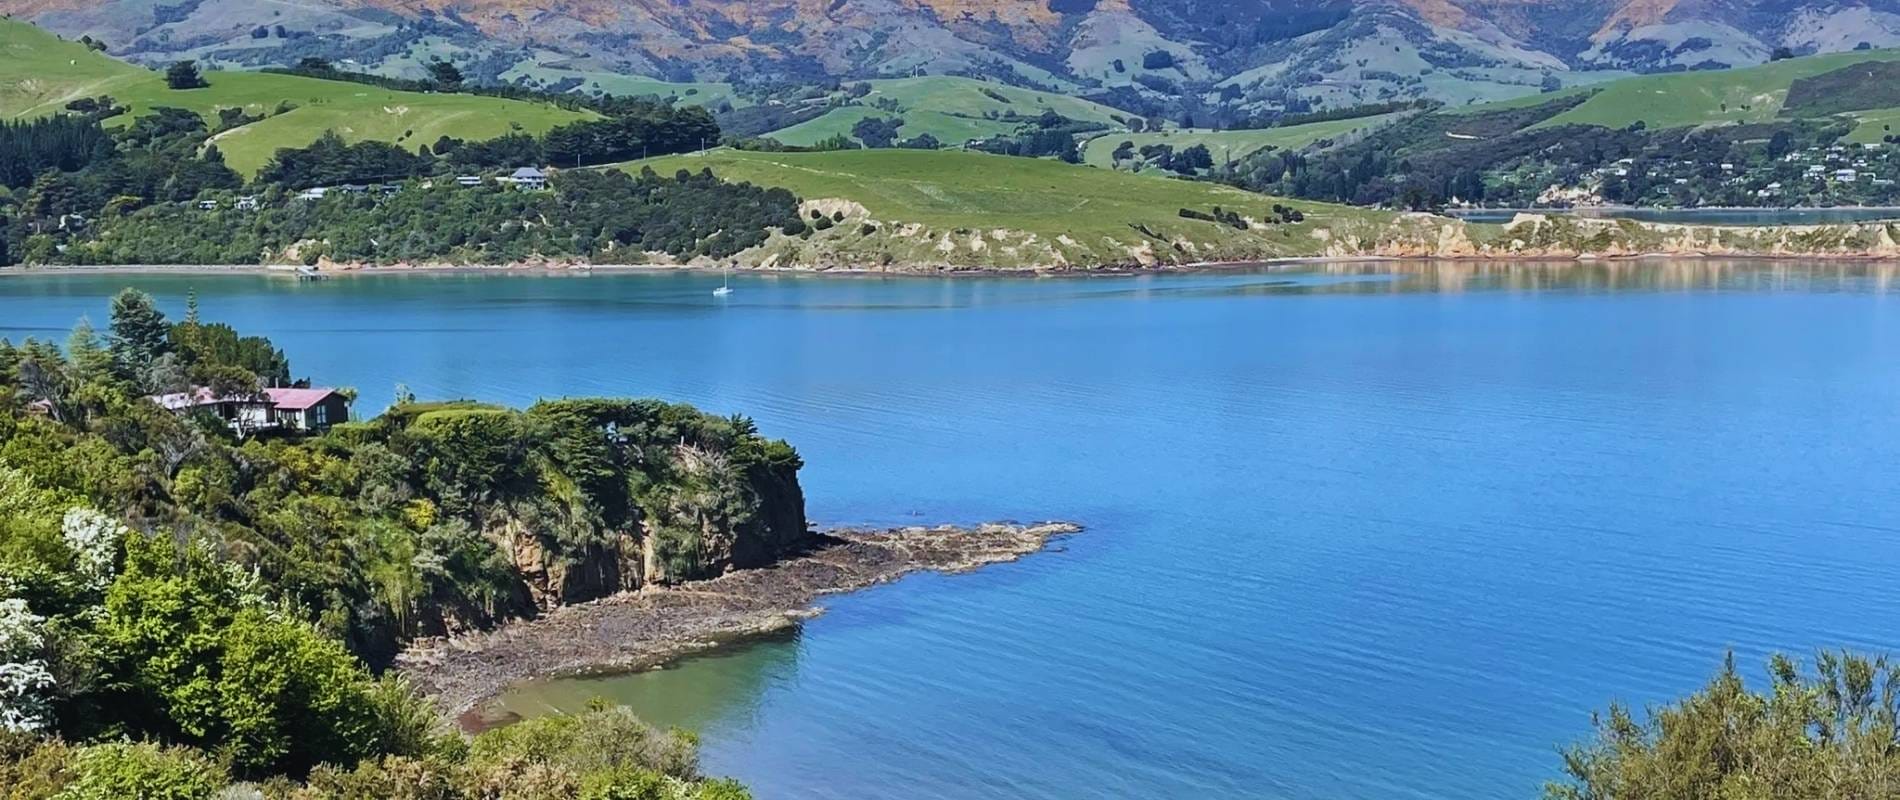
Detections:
[0, 86, 780, 267]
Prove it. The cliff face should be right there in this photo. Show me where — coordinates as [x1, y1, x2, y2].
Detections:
[391, 398, 811, 629]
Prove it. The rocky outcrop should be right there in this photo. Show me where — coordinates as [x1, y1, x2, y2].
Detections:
[397, 522, 1083, 720]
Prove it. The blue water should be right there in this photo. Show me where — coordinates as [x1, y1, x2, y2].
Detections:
[4, 261, 1899, 799]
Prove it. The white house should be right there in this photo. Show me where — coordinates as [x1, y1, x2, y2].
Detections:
[506, 167, 549, 190]
[297, 187, 328, 201]
[1834, 168, 1859, 183]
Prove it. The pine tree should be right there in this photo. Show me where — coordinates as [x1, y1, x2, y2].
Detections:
[107, 288, 171, 385]
[66, 317, 115, 385]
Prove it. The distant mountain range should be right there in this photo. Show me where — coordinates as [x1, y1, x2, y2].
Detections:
[9, 0, 1900, 111]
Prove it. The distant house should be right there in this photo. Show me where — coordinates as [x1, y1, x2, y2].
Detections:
[455, 175, 484, 187]
[196, 199, 219, 210]
[235, 195, 259, 210]
[1834, 168, 1859, 183]
[297, 187, 328, 201]
[148, 386, 350, 435]
[506, 167, 548, 190]
[263, 387, 350, 431]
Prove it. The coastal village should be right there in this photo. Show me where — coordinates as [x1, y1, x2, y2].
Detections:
[1508, 141, 1900, 210]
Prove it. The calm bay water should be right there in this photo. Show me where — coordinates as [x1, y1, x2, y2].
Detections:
[4, 261, 1899, 799]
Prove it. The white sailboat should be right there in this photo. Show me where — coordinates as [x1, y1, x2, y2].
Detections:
[712, 263, 733, 297]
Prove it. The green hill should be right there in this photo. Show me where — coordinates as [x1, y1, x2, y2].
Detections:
[1, 19, 592, 176]
[625, 148, 1391, 268]
[765, 76, 1130, 148]
[501, 56, 749, 110]
[1525, 49, 1900, 131]
[1078, 115, 1400, 169]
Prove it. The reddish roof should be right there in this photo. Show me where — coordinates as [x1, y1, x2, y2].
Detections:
[263, 387, 339, 411]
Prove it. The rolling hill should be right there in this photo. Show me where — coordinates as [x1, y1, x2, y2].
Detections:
[1530, 47, 1900, 131]
[1079, 114, 1401, 169]
[0, 19, 592, 176]
[765, 76, 1134, 148]
[623, 148, 1394, 268]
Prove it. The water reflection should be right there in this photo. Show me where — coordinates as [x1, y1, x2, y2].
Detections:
[1273, 258, 1900, 295]
[470, 627, 803, 735]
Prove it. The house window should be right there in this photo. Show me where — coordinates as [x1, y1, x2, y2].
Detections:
[311, 405, 327, 427]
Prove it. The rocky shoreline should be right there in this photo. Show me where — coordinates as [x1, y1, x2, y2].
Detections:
[395, 522, 1081, 722]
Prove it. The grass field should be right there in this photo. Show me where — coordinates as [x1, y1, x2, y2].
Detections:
[501, 58, 749, 109]
[768, 107, 1021, 147]
[1442, 86, 1594, 116]
[1844, 107, 1900, 144]
[624, 148, 1390, 266]
[2, 20, 592, 176]
[1078, 115, 1400, 168]
[1527, 49, 1900, 130]
[764, 76, 1130, 147]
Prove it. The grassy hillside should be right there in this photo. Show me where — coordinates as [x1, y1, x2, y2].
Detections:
[184, 77, 590, 177]
[1, 20, 592, 176]
[766, 76, 1129, 147]
[625, 149, 1392, 268]
[1078, 115, 1399, 169]
[0, 17, 142, 118]
[1528, 49, 1900, 130]
[502, 56, 749, 110]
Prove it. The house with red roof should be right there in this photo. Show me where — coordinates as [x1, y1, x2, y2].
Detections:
[263, 387, 350, 432]
[147, 386, 350, 435]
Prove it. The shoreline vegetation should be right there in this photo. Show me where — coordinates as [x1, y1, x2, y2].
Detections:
[401, 522, 1082, 724]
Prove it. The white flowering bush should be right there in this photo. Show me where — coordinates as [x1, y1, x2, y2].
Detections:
[0, 597, 55, 733]
[61, 507, 128, 591]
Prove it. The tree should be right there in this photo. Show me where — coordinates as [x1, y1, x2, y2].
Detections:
[98, 533, 392, 777]
[1767, 129, 1795, 160]
[107, 288, 171, 385]
[897, 132, 940, 150]
[1548, 651, 1900, 799]
[163, 61, 207, 90]
[850, 116, 904, 149]
[65, 318, 115, 385]
[426, 60, 464, 91]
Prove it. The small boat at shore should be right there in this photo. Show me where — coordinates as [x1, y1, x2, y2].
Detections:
[712, 264, 733, 297]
